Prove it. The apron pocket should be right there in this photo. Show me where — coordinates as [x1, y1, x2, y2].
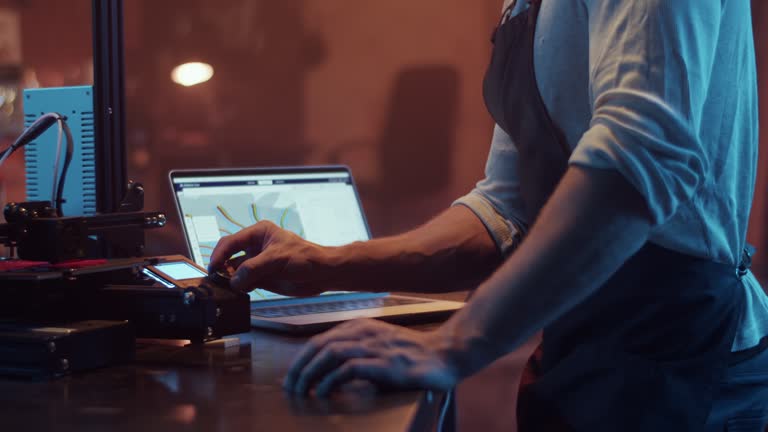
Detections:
[532, 343, 717, 432]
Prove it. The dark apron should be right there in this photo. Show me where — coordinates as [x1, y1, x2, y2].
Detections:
[483, 1, 747, 430]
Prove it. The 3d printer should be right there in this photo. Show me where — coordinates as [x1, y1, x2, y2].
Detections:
[0, 0, 250, 378]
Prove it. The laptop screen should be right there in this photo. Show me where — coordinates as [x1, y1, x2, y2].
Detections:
[171, 168, 370, 302]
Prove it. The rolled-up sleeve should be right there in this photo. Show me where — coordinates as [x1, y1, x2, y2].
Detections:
[569, 0, 721, 225]
[454, 125, 528, 255]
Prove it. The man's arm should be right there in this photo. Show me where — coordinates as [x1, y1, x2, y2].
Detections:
[440, 166, 651, 375]
[327, 205, 502, 293]
[209, 204, 502, 294]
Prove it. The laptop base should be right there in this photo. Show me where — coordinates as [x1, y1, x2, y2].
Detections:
[249, 295, 464, 334]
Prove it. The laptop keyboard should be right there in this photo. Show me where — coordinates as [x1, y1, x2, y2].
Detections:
[251, 297, 429, 318]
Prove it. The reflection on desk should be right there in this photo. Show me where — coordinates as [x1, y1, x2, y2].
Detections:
[0, 330, 441, 432]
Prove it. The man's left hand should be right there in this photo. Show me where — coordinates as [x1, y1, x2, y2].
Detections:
[284, 319, 458, 397]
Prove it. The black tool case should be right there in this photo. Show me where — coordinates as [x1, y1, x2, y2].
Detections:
[92, 282, 251, 343]
[0, 320, 134, 379]
[0, 257, 250, 343]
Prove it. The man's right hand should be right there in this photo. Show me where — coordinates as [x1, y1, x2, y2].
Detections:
[208, 221, 334, 296]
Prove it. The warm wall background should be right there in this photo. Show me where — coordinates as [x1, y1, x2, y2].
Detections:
[0, 2, 765, 432]
[750, 0, 768, 281]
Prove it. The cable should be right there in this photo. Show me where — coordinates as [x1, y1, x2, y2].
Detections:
[0, 112, 73, 216]
[55, 119, 74, 216]
[0, 113, 60, 168]
[51, 119, 64, 205]
[0, 145, 12, 168]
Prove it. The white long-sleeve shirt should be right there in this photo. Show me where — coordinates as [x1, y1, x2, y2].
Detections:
[456, 0, 768, 351]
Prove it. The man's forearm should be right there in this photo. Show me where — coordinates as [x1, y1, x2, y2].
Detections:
[325, 205, 501, 293]
[440, 166, 652, 377]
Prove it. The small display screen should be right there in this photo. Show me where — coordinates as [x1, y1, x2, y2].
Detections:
[154, 262, 207, 281]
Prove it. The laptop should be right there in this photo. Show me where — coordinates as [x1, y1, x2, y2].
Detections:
[169, 166, 464, 333]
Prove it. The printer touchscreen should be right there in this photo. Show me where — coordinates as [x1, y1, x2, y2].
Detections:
[144, 260, 208, 288]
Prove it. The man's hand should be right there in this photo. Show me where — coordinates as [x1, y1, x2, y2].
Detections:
[283, 319, 459, 397]
[209, 221, 332, 296]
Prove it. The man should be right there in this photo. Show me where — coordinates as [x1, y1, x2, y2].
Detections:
[211, 0, 768, 429]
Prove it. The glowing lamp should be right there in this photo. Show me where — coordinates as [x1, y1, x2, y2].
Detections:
[171, 62, 214, 87]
